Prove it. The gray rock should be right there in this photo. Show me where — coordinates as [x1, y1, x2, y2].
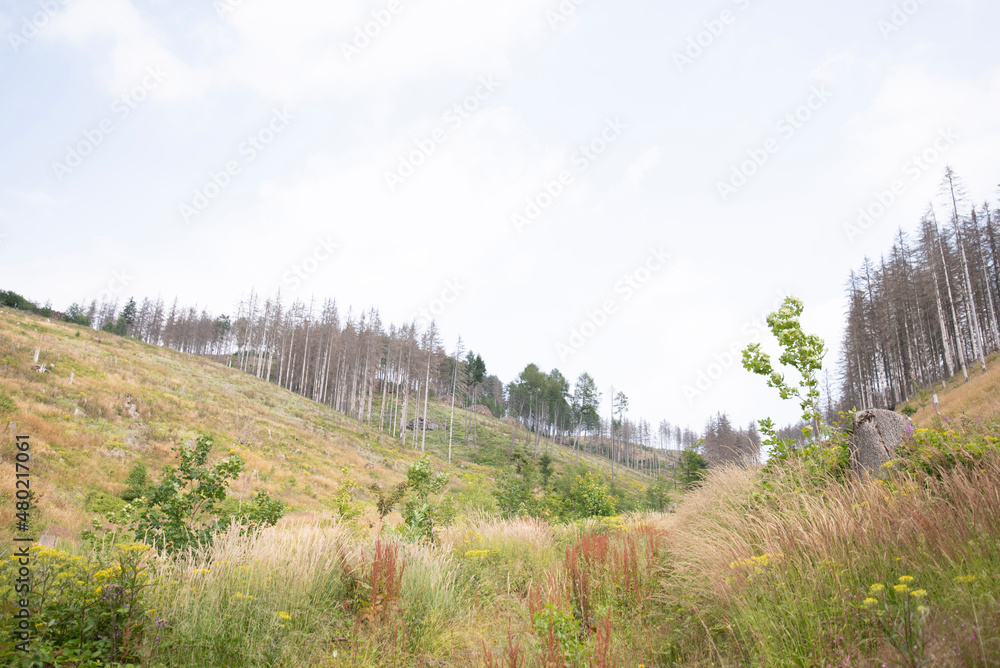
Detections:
[849, 408, 913, 474]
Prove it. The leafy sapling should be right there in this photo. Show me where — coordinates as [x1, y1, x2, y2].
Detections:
[742, 296, 827, 455]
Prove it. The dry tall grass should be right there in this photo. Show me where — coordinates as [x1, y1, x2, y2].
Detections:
[661, 455, 1000, 666]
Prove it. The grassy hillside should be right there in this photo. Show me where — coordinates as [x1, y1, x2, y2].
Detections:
[0, 307, 654, 544]
[2, 306, 998, 667]
[906, 352, 1000, 424]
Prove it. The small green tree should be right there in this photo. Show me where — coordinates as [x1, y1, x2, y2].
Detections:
[570, 471, 617, 517]
[131, 435, 244, 552]
[400, 456, 449, 542]
[677, 445, 708, 490]
[742, 296, 827, 450]
[645, 475, 673, 511]
[64, 302, 91, 326]
[538, 452, 554, 487]
[121, 462, 150, 502]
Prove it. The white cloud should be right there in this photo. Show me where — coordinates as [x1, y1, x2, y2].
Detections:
[44, 0, 210, 101]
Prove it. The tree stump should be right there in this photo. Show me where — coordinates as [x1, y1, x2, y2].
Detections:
[849, 409, 913, 474]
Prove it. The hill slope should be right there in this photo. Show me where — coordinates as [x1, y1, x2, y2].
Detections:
[0, 307, 654, 542]
[907, 352, 1000, 425]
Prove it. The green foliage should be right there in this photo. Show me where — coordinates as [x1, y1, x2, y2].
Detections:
[331, 467, 362, 521]
[400, 456, 449, 542]
[895, 415, 1000, 476]
[532, 603, 582, 666]
[436, 494, 457, 527]
[0, 391, 15, 414]
[0, 543, 156, 667]
[645, 475, 673, 511]
[677, 445, 708, 490]
[900, 404, 918, 417]
[65, 302, 91, 326]
[538, 452, 553, 486]
[569, 471, 618, 517]
[464, 352, 486, 386]
[492, 469, 535, 519]
[742, 296, 827, 443]
[85, 489, 128, 517]
[0, 289, 37, 311]
[216, 491, 286, 529]
[131, 435, 245, 553]
[493, 453, 622, 520]
[862, 577, 931, 667]
[370, 480, 408, 520]
[121, 462, 151, 502]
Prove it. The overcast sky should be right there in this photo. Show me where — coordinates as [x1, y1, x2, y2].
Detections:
[2, 0, 999, 434]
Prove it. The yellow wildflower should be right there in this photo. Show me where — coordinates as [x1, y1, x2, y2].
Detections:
[464, 549, 490, 559]
[863, 597, 878, 608]
[869, 583, 884, 594]
[277, 611, 291, 620]
[954, 575, 976, 584]
[910, 589, 927, 599]
[898, 575, 914, 584]
[894, 584, 910, 594]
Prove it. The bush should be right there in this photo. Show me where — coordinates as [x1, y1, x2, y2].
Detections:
[400, 456, 449, 542]
[216, 491, 286, 530]
[85, 489, 127, 517]
[131, 435, 244, 552]
[0, 289, 37, 311]
[0, 544, 156, 666]
[64, 302, 91, 326]
[121, 462, 151, 502]
[645, 475, 673, 511]
[677, 445, 708, 490]
[0, 392, 15, 414]
[570, 472, 617, 518]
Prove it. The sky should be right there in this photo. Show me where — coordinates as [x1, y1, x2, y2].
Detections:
[2, 0, 999, 435]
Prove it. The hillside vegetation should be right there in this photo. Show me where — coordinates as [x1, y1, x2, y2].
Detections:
[0, 307, 655, 545]
[905, 351, 1000, 424]
[1, 306, 999, 667]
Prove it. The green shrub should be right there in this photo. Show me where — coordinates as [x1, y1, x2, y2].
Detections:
[533, 603, 582, 666]
[569, 472, 617, 518]
[131, 435, 244, 553]
[400, 456, 449, 542]
[0, 543, 156, 667]
[645, 475, 673, 511]
[85, 490, 127, 517]
[0, 392, 15, 414]
[121, 462, 150, 502]
[216, 491, 286, 530]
